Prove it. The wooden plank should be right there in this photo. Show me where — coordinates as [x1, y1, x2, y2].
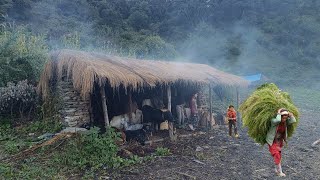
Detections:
[100, 86, 110, 127]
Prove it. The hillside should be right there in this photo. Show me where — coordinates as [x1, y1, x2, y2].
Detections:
[1, 0, 320, 85]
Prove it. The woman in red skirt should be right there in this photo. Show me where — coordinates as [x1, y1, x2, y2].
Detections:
[266, 108, 296, 177]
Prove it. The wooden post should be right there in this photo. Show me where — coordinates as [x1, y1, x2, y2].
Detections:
[128, 88, 133, 121]
[167, 85, 176, 141]
[209, 84, 212, 130]
[167, 86, 171, 111]
[100, 86, 110, 128]
[236, 87, 240, 124]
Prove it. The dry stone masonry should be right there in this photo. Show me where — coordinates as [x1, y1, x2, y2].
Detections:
[57, 80, 90, 127]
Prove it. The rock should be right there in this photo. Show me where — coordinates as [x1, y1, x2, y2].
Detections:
[65, 108, 77, 113]
[196, 146, 204, 152]
[203, 145, 210, 149]
[60, 127, 88, 133]
[63, 96, 71, 101]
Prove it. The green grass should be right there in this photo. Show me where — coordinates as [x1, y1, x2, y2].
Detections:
[0, 123, 145, 179]
[239, 83, 300, 145]
[155, 147, 171, 156]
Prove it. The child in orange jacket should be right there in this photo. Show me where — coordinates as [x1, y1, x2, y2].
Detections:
[227, 105, 239, 137]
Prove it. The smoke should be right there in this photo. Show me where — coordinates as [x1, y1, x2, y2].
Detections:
[4, 0, 318, 87]
[5, 0, 103, 50]
[176, 21, 299, 86]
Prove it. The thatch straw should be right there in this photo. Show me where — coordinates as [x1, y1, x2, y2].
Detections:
[38, 49, 248, 99]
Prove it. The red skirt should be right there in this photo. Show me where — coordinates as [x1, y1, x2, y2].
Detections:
[268, 140, 284, 165]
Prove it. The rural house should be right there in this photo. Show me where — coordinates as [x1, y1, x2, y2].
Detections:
[38, 49, 248, 133]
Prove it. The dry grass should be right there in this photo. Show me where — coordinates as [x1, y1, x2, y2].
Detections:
[38, 49, 248, 99]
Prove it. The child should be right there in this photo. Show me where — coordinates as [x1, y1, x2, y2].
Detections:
[227, 105, 239, 137]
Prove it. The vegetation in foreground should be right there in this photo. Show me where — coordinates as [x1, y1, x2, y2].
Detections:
[0, 120, 156, 179]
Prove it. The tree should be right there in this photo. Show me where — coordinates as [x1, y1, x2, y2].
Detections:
[0, 0, 12, 23]
[0, 26, 48, 86]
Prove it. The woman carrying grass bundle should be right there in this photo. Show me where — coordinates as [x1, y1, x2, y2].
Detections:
[267, 108, 296, 177]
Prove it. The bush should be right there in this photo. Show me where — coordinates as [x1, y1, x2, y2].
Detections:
[0, 120, 15, 141]
[0, 80, 37, 118]
[0, 26, 49, 86]
[21, 117, 63, 135]
[155, 147, 171, 156]
[52, 127, 124, 171]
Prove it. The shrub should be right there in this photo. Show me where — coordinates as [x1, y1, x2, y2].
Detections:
[0, 26, 49, 86]
[21, 117, 63, 135]
[0, 80, 37, 119]
[52, 127, 124, 171]
[0, 120, 15, 141]
[155, 147, 171, 156]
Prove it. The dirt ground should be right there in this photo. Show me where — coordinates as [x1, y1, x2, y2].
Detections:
[109, 108, 320, 180]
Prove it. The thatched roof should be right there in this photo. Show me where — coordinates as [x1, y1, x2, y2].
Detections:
[38, 49, 248, 98]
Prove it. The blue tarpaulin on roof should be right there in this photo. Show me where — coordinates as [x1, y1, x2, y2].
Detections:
[243, 74, 262, 82]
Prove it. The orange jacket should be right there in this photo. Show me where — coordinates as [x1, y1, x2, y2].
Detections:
[227, 109, 237, 121]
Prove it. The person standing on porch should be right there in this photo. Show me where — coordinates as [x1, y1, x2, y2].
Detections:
[188, 93, 199, 131]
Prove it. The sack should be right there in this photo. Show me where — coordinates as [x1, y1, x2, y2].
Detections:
[160, 120, 169, 130]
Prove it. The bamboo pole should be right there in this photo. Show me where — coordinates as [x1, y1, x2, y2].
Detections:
[100, 86, 110, 127]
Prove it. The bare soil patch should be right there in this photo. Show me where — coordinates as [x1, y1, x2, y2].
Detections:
[109, 109, 320, 180]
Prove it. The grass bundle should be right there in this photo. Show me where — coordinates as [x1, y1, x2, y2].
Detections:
[239, 83, 299, 145]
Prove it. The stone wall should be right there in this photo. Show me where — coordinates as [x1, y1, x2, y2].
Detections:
[57, 80, 90, 127]
[198, 88, 209, 110]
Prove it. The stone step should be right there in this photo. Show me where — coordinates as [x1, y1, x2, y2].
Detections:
[58, 81, 73, 85]
[63, 101, 88, 105]
[61, 93, 79, 97]
[57, 86, 74, 90]
[74, 113, 90, 117]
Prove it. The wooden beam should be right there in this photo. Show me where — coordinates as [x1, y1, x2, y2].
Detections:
[100, 86, 110, 127]
[209, 84, 212, 130]
[167, 86, 171, 111]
